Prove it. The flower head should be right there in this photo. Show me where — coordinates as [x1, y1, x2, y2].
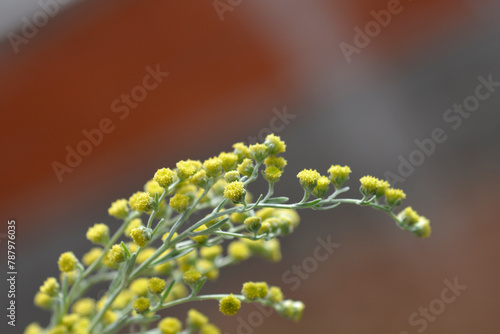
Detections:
[264, 166, 283, 183]
[297, 169, 321, 191]
[219, 294, 241, 316]
[203, 157, 223, 177]
[190, 224, 209, 244]
[248, 144, 268, 162]
[72, 298, 95, 317]
[201, 324, 221, 334]
[125, 218, 143, 238]
[148, 277, 166, 294]
[39, 277, 59, 296]
[86, 223, 109, 245]
[385, 188, 406, 207]
[190, 169, 209, 188]
[129, 192, 154, 212]
[158, 317, 182, 334]
[34, 292, 53, 309]
[244, 216, 262, 233]
[281, 300, 305, 321]
[144, 179, 164, 197]
[237, 158, 254, 177]
[177, 160, 201, 180]
[328, 165, 351, 188]
[264, 134, 286, 155]
[268, 286, 284, 303]
[242, 281, 268, 300]
[227, 241, 250, 261]
[58, 252, 78, 273]
[219, 152, 239, 172]
[170, 193, 190, 213]
[312, 176, 330, 198]
[133, 297, 150, 314]
[154, 168, 176, 188]
[223, 181, 246, 203]
[359, 176, 388, 197]
[224, 170, 240, 183]
[200, 245, 223, 261]
[130, 226, 152, 247]
[264, 155, 287, 170]
[108, 199, 129, 219]
[187, 309, 209, 329]
[130, 278, 149, 296]
[109, 244, 127, 263]
[232, 142, 250, 160]
[183, 269, 203, 285]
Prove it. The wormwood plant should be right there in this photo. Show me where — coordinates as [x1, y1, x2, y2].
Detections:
[26, 134, 431, 334]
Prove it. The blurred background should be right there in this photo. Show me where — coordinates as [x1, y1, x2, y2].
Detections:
[1, 0, 499, 333]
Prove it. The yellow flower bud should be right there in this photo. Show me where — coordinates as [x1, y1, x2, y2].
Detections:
[183, 269, 203, 285]
[244, 216, 262, 233]
[34, 292, 52, 309]
[148, 277, 166, 294]
[109, 244, 126, 263]
[129, 191, 154, 212]
[154, 168, 176, 188]
[48, 325, 66, 334]
[170, 193, 190, 213]
[328, 165, 351, 188]
[177, 160, 201, 179]
[264, 134, 286, 155]
[130, 278, 149, 296]
[72, 298, 95, 317]
[144, 179, 164, 197]
[219, 294, 241, 316]
[203, 157, 223, 177]
[133, 297, 150, 314]
[136, 247, 156, 265]
[103, 310, 118, 325]
[297, 169, 321, 191]
[224, 170, 240, 183]
[242, 281, 268, 300]
[237, 158, 254, 177]
[108, 198, 129, 219]
[232, 142, 250, 160]
[312, 176, 330, 198]
[125, 218, 143, 238]
[268, 286, 284, 303]
[201, 323, 221, 334]
[39, 277, 59, 296]
[248, 144, 268, 162]
[227, 241, 250, 261]
[264, 155, 287, 170]
[384, 188, 406, 207]
[264, 166, 283, 183]
[359, 176, 387, 197]
[82, 248, 103, 267]
[86, 223, 109, 245]
[58, 252, 78, 273]
[158, 317, 182, 334]
[130, 226, 152, 247]
[24, 323, 43, 334]
[187, 309, 208, 329]
[112, 290, 133, 310]
[219, 152, 238, 172]
[200, 245, 223, 261]
[190, 169, 209, 188]
[223, 181, 246, 203]
[281, 300, 305, 321]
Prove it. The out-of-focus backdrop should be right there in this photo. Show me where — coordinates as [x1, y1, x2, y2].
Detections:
[1, 0, 499, 333]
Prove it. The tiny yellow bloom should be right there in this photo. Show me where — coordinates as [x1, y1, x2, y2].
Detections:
[264, 155, 287, 170]
[148, 277, 166, 294]
[219, 152, 239, 172]
[48, 325, 66, 334]
[109, 244, 127, 263]
[297, 169, 321, 191]
[112, 290, 133, 310]
[108, 198, 129, 219]
[219, 294, 241, 316]
[232, 142, 250, 160]
[133, 297, 150, 314]
[328, 165, 351, 188]
[34, 292, 52, 309]
[183, 269, 203, 285]
[144, 179, 164, 197]
[187, 308, 209, 328]
[130, 226, 151, 247]
[72, 298, 95, 317]
[223, 181, 246, 203]
[312, 176, 330, 198]
[170, 193, 190, 213]
[61, 313, 80, 328]
[385, 188, 406, 207]
[248, 143, 268, 162]
[242, 281, 268, 300]
[86, 223, 109, 245]
[264, 166, 283, 183]
[154, 168, 176, 188]
[24, 323, 43, 334]
[177, 160, 201, 180]
[190, 169, 209, 188]
[58, 252, 78, 273]
[82, 248, 103, 267]
[201, 323, 221, 334]
[359, 176, 387, 197]
[39, 277, 59, 296]
[264, 134, 286, 155]
[130, 278, 149, 296]
[129, 191, 154, 212]
[200, 245, 223, 261]
[268, 286, 284, 303]
[203, 157, 223, 177]
[158, 317, 182, 334]
[237, 158, 254, 177]
[281, 300, 305, 321]
[224, 170, 240, 183]
[227, 241, 250, 261]
[244, 216, 262, 233]
[103, 310, 118, 325]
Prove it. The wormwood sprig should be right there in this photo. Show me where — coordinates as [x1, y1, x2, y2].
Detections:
[27, 134, 431, 334]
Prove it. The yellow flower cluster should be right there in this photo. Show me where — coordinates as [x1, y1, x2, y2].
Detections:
[297, 169, 321, 191]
